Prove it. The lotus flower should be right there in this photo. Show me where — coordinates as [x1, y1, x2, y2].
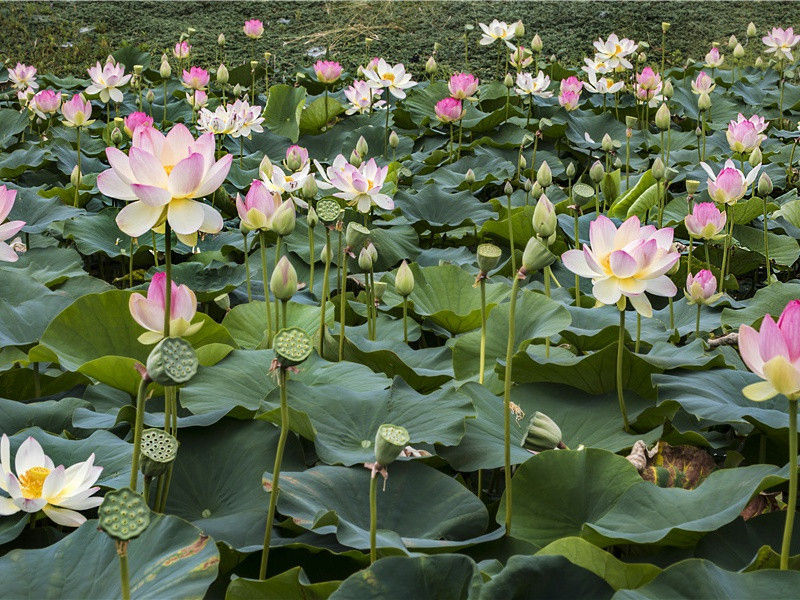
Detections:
[700, 159, 760, 205]
[582, 56, 613, 75]
[434, 97, 464, 123]
[284, 145, 309, 172]
[684, 202, 727, 239]
[196, 104, 239, 136]
[593, 34, 637, 70]
[228, 98, 264, 138]
[236, 179, 282, 231]
[691, 71, 716, 95]
[182, 66, 210, 90]
[448, 72, 479, 100]
[739, 300, 800, 401]
[86, 56, 131, 104]
[515, 71, 553, 97]
[344, 79, 385, 114]
[634, 67, 662, 102]
[129, 271, 202, 344]
[685, 270, 721, 305]
[0, 434, 103, 527]
[561, 215, 679, 317]
[585, 71, 624, 95]
[319, 155, 393, 213]
[243, 19, 264, 39]
[314, 60, 342, 84]
[478, 19, 516, 49]
[704, 46, 724, 68]
[173, 41, 191, 60]
[30, 89, 61, 119]
[186, 89, 208, 109]
[559, 89, 581, 111]
[509, 46, 534, 71]
[763, 27, 800, 62]
[364, 59, 416, 99]
[123, 111, 153, 136]
[0, 186, 25, 262]
[261, 161, 310, 201]
[8, 63, 38, 91]
[61, 93, 93, 127]
[727, 114, 767, 154]
[97, 123, 232, 247]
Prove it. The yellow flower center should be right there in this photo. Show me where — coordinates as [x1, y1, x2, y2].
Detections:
[382, 73, 396, 83]
[613, 44, 622, 56]
[19, 466, 50, 499]
[164, 164, 174, 176]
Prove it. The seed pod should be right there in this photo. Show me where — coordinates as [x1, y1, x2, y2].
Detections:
[146, 337, 198, 386]
[374, 423, 410, 466]
[395, 260, 414, 297]
[521, 236, 555, 273]
[686, 179, 700, 195]
[477, 243, 502, 274]
[520, 411, 562, 451]
[316, 199, 342, 223]
[346, 222, 370, 249]
[661, 22, 670, 33]
[139, 428, 179, 478]
[98, 488, 150, 541]
[270, 256, 298, 300]
[273, 327, 313, 366]
[373, 281, 387, 301]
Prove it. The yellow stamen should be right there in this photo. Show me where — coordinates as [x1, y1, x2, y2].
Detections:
[19, 466, 50, 499]
[164, 164, 174, 175]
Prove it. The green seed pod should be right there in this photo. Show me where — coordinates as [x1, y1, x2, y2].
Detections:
[316, 199, 342, 223]
[520, 412, 562, 451]
[589, 160, 605, 183]
[625, 115, 638, 130]
[146, 337, 198, 386]
[477, 243, 502, 274]
[573, 182, 594, 200]
[273, 327, 313, 366]
[686, 179, 700, 195]
[373, 281, 387, 301]
[536, 161, 552, 188]
[216, 63, 229, 85]
[271, 256, 298, 301]
[374, 423, 410, 466]
[358, 246, 373, 271]
[661, 22, 670, 33]
[655, 103, 671, 130]
[532, 194, 556, 239]
[395, 260, 415, 297]
[272, 201, 296, 236]
[139, 428, 179, 478]
[250, 60, 259, 72]
[389, 130, 400, 149]
[307, 205, 319, 228]
[346, 222, 370, 249]
[758, 172, 773, 196]
[133, 64, 143, 77]
[98, 487, 151, 541]
[521, 236, 555, 273]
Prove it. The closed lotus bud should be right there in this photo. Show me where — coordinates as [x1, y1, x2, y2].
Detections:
[661, 22, 670, 33]
[521, 236, 554, 273]
[477, 243, 501, 274]
[549, 54, 557, 63]
[302, 176, 318, 200]
[367, 241, 378, 263]
[652, 157, 665, 181]
[698, 92, 711, 111]
[755, 56, 764, 68]
[346, 222, 370, 249]
[686, 179, 700, 195]
[521, 411, 562, 451]
[146, 89, 155, 103]
[758, 172, 773, 196]
[133, 64, 143, 76]
[728, 34, 738, 49]
[320, 243, 332, 262]
[216, 63, 229, 85]
[614, 157, 623, 169]
[733, 43, 745, 59]
[373, 281, 387, 301]
[532, 194, 556, 239]
[464, 168, 476, 184]
[349, 149, 362, 168]
[655, 103, 671, 130]
[425, 55, 437, 74]
[233, 83, 244, 97]
[218, 33, 226, 46]
[270, 256, 298, 300]
[601, 133, 614, 152]
[524, 179, 532, 192]
[663, 79, 673, 98]
[504, 180, 514, 196]
[638, 52, 646, 63]
[395, 260, 414, 296]
[518, 154, 527, 170]
[514, 20, 525, 37]
[749, 146, 762, 168]
[504, 73, 514, 88]
[358, 246, 373, 271]
[747, 22, 757, 37]
[531, 181, 543, 199]
[536, 161, 552, 188]
[111, 126, 124, 145]
[590, 160, 605, 183]
[695, 126, 702, 138]
[531, 34, 543, 52]
[374, 424, 410, 466]
[259, 155, 274, 179]
[307, 205, 318, 227]
[160, 56, 171, 79]
[71, 165, 82, 188]
[355, 135, 369, 158]
[389, 130, 399, 149]
[566, 162, 576, 178]
[272, 201, 296, 236]
[667, 244, 681, 275]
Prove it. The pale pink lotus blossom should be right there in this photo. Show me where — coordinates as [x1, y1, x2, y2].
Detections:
[434, 97, 464, 123]
[173, 41, 191, 60]
[97, 123, 232, 247]
[129, 271, 202, 344]
[0, 435, 103, 527]
[284, 145, 309, 171]
[478, 19, 517, 49]
[634, 67, 662, 102]
[700, 159, 760, 205]
[243, 19, 264, 39]
[685, 270, 721, 305]
[61, 93, 93, 127]
[560, 76, 583, 95]
[448, 72, 479, 100]
[583, 56, 613, 76]
[762, 27, 800, 62]
[314, 60, 343, 84]
[344, 79, 385, 114]
[186, 89, 208, 109]
[691, 71, 715, 95]
[30, 89, 61, 119]
[321, 155, 393, 213]
[593, 34, 637, 70]
[228, 98, 264, 138]
[684, 202, 726, 239]
[8, 63, 38, 91]
[739, 300, 800, 401]
[261, 162, 310, 203]
[236, 179, 282, 231]
[123, 111, 154, 137]
[363, 59, 416, 99]
[561, 215, 679, 317]
[585, 71, 624, 95]
[0, 186, 25, 262]
[509, 46, 533, 71]
[704, 47, 724, 68]
[726, 114, 767, 154]
[182, 66, 210, 90]
[515, 71, 552, 97]
[86, 56, 131, 103]
[559, 89, 581, 111]
[196, 104, 239, 136]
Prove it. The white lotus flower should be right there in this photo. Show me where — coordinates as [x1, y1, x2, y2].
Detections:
[593, 34, 636, 70]
[584, 70, 625, 95]
[364, 59, 416, 99]
[515, 71, 553, 97]
[478, 19, 516, 49]
[86, 55, 132, 104]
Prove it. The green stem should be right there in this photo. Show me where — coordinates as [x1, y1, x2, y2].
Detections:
[383, 97, 391, 158]
[669, 297, 675, 332]
[764, 196, 771, 280]
[324, 87, 329, 130]
[274, 236, 283, 334]
[704, 242, 711, 272]
[544, 266, 551, 358]
[503, 272, 522, 535]
[369, 473, 378, 564]
[118, 547, 130, 600]
[402, 297, 408, 344]
[456, 118, 464, 161]
[320, 228, 332, 357]
[280, 299, 287, 331]
[635, 313, 641, 353]
[339, 243, 348, 360]
[479, 278, 487, 384]
[152, 231, 158, 268]
[779, 60, 786, 126]
[781, 397, 798, 570]
[720, 206, 731, 293]
[696, 303, 701, 337]
[243, 231, 252, 302]
[617, 307, 631, 432]
[129, 377, 149, 491]
[573, 207, 581, 306]
[477, 469, 483, 501]
[162, 80, 168, 127]
[259, 231, 273, 347]
[506, 191, 516, 275]
[308, 222, 315, 293]
[74, 127, 81, 207]
[625, 134, 630, 190]
[128, 238, 134, 288]
[163, 223, 172, 337]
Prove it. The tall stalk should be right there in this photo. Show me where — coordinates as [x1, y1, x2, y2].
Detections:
[780, 396, 798, 570]
[502, 270, 523, 534]
[243, 231, 252, 302]
[617, 305, 631, 432]
[259, 231, 273, 347]
[369, 474, 378, 563]
[338, 238, 348, 360]
[478, 278, 488, 384]
[129, 377, 149, 491]
[319, 228, 332, 357]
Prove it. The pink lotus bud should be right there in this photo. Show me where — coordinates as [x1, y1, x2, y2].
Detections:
[61, 93, 93, 127]
[684, 202, 726, 239]
[558, 89, 581, 111]
[236, 179, 281, 231]
[129, 272, 202, 344]
[434, 97, 465, 123]
[173, 41, 191, 60]
[701, 159, 759, 205]
[186, 89, 208, 109]
[123, 111, 153, 137]
[182, 66, 210, 90]
[31, 89, 61, 117]
[314, 60, 343, 84]
[8, 63, 38, 91]
[559, 76, 583, 95]
[0, 186, 25, 263]
[448, 72, 480, 100]
[270, 255, 298, 300]
[685, 270, 720, 304]
[705, 46, 724, 67]
[285, 145, 309, 171]
[726, 114, 766, 154]
[243, 19, 264, 39]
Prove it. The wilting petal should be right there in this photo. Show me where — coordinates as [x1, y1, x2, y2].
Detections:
[167, 198, 204, 234]
[116, 201, 164, 238]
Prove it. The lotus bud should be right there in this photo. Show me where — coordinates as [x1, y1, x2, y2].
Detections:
[349, 149, 362, 168]
[373, 281, 387, 301]
[503, 73, 514, 88]
[728, 35, 738, 49]
[733, 43, 745, 59]
[71, 164, 82, 188]
[514, 20, 525, 37]
[389, 130, 399, 149]
[565, 162, 576, 179]
[698, 91, 711, 111]
[661, 22, 670, 33]
[532, 194, 556, 239]
[521, 411, 562, 451]
[272, 200, 296, 236]
[663, 79, 674, 98]
[521, 236, 554, 273]
[614, 157, 623, 169]
[531, 180, 543, 199]
[366, 241, 378, 263]
[536, 161, 552, 188]
[758, 172, 773, 197]
[755, 57, 763, 68]
[652, 157, 665, 181]
[686, 179, 700, 195]
[233, 83, 244, 97]
[638, 52, 646, 63]
[302, 176, 318, 200]
[590, 160, 605, 183]
[655, 103, 670, 130]
[601, 133, 614, 152]
[745, 22, 756, 37]
[271, 256, 298, 300]
[346, 222, 370, 249]
[218, 33, 226, 46]
[358, 246, 373, 271]
[518, 154, 527, 170]
[425, 55, 437, 74]
[374, 423, 410, 466]
[504, 180, 514, 196]
[524, 179, 532, 192]
[355, 135, 369, 158]
[477, 243, 501, 274]
[216, 63, 229, 85]
[395, 260, 415, 297]
[320, 243, 332, 262]
[146, 89, 155, 103]
[749, 146, 762, 168]
[306, 205, 319, 228]
[160, 55, 171, 79]
[259, 155, 274, 179]
[111, 126, 124, 145]
[464, 168, 476, 184]
[549, 54, 557, 63]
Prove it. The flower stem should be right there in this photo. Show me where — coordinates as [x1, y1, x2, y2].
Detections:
[274, 236, 282, 334]
[259, 231, 273, 347]
[324, 87, 329, 131]
[162, 80, 168, 127]
[243, 231, 252, 302]
[339, 244, 348, 360]
[129, 377, 148, 491]
[128, 239, 134, 289]
[369, 473, 378, 563]
[544, 266, 551, 358]
[383, 97, 391, 158]
[319, 228, 332, 356]
[696, 303, 701, 337]
[503, 271, 522, 534]
[117, 543, 130, 600]
[573, 207, 581, 306]
[479, 278, 487, 384]
[259, 367, 290, 580]
[402, 297, 409, 344]
[763, 195, 771, 280]
[308, 222, 315, 293]
[506, 191, 516, 275]
[720, 205, 731, 294]
[152, 231, 158, 268]
[635, 313, 641, 353]
[781, 397, 798, 570]
[163, 223, 172, 337]
[74, 126, 81, 207]
[617, 307, 631, 432]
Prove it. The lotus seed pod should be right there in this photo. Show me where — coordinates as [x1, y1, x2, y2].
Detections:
[146, 337, 199, 386]
[521, 236, 555, 273]
[565, 162, 576, 179]
[758, 172, 773, 197]
[589, 160, 605, 183]
[160, 56, 171, 79]
[518, 154, 527, 170]
[503, 180, 514, 196]
[216, 63, 229, 85]
[698, 92, 711, 111]
[214, 293, 230, 311]
[601, 133, 614, 152]
[374, 423, 410, 466]
[264, 52, 272, 63]
[477, 243, 502, 274]
[373, 281, 387, 301]
[259, 155, 274, 179]
[358, 246, 373, 272]
[531, 181, 543, 199]
[139, 428, 179, 478]
[661, 22, 670, 33]
[749, 147, 762, 168]
[652, 157, 665, 181]
[146, 89, 155, 103]
[520, 411, 562, 451]
[132, 64, 143, 77]
[366, 241, 378, 263]
[395, 260, 415, 297]
[98, 488, 151, 541]
[425, 55, 437, 74]
[71, 165, 82, 188]
[389, 130, 400, 149]
[271, 256, 298, 301]
[536, 161, 552, 188]
[349, 149, 362, 168]
[728, 34, 738, 49]
[504, 73, 514, 88]
[663, 79, 674, 98]
[514, 20, 525, 37]
[655, 103, 671, 130]
[625, 115, 638, 130]
[320, 243, 332, 263]
[218, 33, 226, 46]
[250, 60, 259, 71]
[733, 43, 745, 59]
[464, 168, 476, 184]
[345, 222, 370, 249]
[531, 34, 543, 52]
[355, 136, 369, 159]
[532, 193, 556, 239]
[306, 205, 319, 228]
[273, 327, 313, 367]
[302, 176, 318, 200]
[272, 201, 296, 236]
[316, 199, 342, 223]
[686, 179, 700, 195]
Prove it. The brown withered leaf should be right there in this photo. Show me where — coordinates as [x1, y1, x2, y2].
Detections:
[638, 441, 716, 489]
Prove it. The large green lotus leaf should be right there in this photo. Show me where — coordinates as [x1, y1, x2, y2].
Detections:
[299, 95, 346, 135]
[382, 263, 510, 334]
[451, 289, 571, 387]
[479, 205, 536, 251]
[0, 514, 219, 599]
[222, 300, 334, 349]
[561, 305, 669, 351]
[651, 297, 723, 338]
[481, 554, 614, 599]
[0, 513, 28, 545]
[282, 377, 473, 465]
[509, 339, 725, 399]
[585, 463, 791, 547]
[733, 224, 800, 267]
[368, 224, 422, 270]
[498, 449, 642, 549]
[274, 462, 488, 551]
[612, 559, 800, 600]
[0, 396, 89, 435]
[165, 419, 305, 551]
[227, 567, 340, 600]
[537, 537, 660, 591]
[330, 554, 482, 600]
[0, 365, 88, 401]
[2, 246, 86, 287]
[62, 209, 137, 258]
[39, 290, 234, 371]
[720, 281, 800, 329]
[0, 108, 29, 147]
[653, 370, 798, 430]
[0, 146, 48, 178]
[264, 84, 307, 142]
[394, 186, 496, 230]
[165, 261, 246, 302]
[414, 152, 515, 191]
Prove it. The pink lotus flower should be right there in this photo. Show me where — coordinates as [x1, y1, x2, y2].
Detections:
[129, 272, 202, 344]
[173, 41, 191, 60]
[236, 179, 282, 231]
[559, 89, 581, 111]
[739, 300, 800, 401]
[763, 27, 800, 62]
[86, 56, 131, 103]
[61, 93, 93, 127]
[186, 89, 208, 109]
[344, 79, 385, 114]
[0, 186, 25, 262]
[560, 76, 583, 95]
[30, 89, 61, 119]
[448, 73, 479, 99]
[123, 111, 154, 137]
[700, 159, 760, 205]
[8, 63, 38, 91]
[685, 270, 721, 305]
[284, 145, 309, 172]
[634, 67, 662, 102]
[243, 19, 264, 39]
[691, 71, 715, 95]
[182, 66, 210, 90]
[561, 215, 679, 317]
[704, 47, 724, 68]
[434, 97, 464, 123]
[318, 155, 393, 213]
[97, 123, 232, 247]
[314, 60, 343, 84]
[684, 202, 727, 239]
[726, 114, 767, 154]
